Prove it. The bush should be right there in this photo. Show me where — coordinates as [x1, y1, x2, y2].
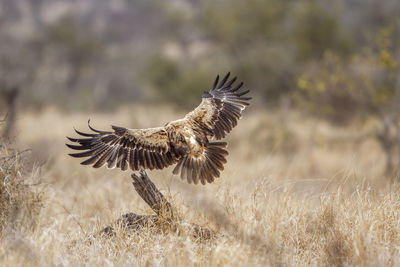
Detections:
[0, 146, 42, 236]
[293, 26, 400, 178]
[144, 54, 217, 109]
[293, 26, 400, 125]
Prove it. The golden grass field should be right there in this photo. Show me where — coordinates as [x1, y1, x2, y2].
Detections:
[1, 104, 400, 266]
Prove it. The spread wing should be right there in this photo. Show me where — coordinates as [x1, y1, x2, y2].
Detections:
[66, 121, 177, 171]
[184, 72, 251, 139]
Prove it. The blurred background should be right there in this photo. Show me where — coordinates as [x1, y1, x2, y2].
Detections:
[1, 0, 400, 180]
[2, 1, 400, 265]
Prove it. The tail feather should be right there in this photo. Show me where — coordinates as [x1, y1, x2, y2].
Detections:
[173, 142, 228, 185]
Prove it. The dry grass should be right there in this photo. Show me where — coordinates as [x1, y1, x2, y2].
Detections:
[0, 146, 42, 236]
[0, 104, 399, 266]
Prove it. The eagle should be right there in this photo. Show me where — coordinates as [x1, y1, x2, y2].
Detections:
[66, 73, 250, 185]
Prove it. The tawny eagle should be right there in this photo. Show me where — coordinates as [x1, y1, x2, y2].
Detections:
[66, 73, 250, 185]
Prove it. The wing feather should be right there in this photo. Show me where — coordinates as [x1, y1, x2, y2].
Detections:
[133, 149, 140, 170]
[67, 122, 178, 171]
[184, 72, 251, 139]
[67, 73, 249, 186]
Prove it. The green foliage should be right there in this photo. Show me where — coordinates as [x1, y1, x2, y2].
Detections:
[293, 26, 400, 124]
[292, 0, 354, 60]
[293, 52, 360, 124]
[1, 0, 398, 110]
[199, 0, 289, 46]
[46, 17, 103, 66]
[144, 55, 215, 109]
[196, 0, 354, 104]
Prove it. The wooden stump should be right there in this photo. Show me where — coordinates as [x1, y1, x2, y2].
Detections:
[99, 170, 216, 240]
[131, 169, 175, 220]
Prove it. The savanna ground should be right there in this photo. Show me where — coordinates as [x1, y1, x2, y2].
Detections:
[1, 104, 400, 266]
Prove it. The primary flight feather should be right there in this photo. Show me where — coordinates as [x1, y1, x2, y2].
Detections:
[66, 72, 251, 185]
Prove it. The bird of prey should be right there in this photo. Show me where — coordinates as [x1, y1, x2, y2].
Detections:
[66, 73, 251, 185]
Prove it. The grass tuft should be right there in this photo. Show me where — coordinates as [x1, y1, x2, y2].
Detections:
[0, 146, 43, 237]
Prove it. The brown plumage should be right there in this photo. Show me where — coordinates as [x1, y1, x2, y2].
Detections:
[66, 72, 251, 185]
